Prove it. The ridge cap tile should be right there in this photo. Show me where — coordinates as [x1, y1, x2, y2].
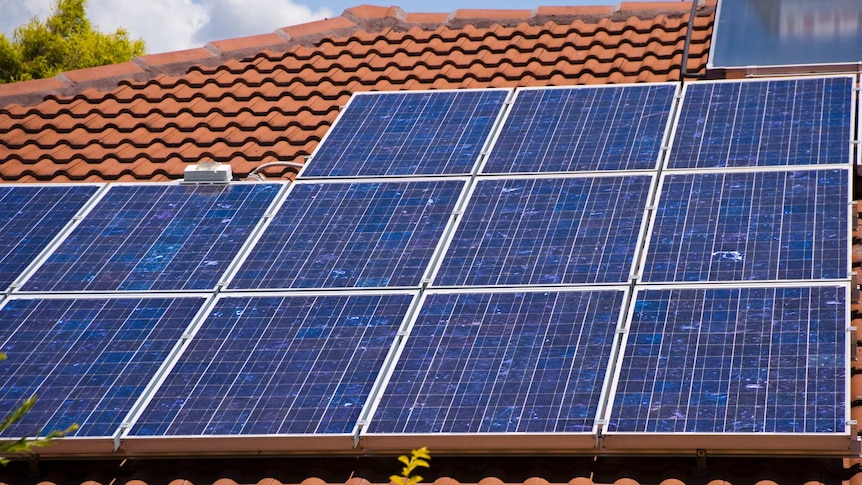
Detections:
[452, 8, 535, 21]
[535, 6, 615, 17]
[58, 61, 146, 85]
[137, 47, 219, 69]
[0, 76, 67, 97]
[207, 32, 291, 55]
[618, 1, 694, 12]
[344, 4, 407, 21]
[404, 12, 453, 24]
[279, 16, 358, 40]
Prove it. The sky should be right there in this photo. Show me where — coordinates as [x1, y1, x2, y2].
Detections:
[0, 0, 672, 55]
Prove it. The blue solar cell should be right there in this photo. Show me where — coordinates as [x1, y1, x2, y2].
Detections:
[642, 169, 848, 283]
[434, 176, 652, 286]
[22, 183, 281, 292]
[0, 185, 98, 291]
[367, 289, 624, 434]
[230, 180, 463, 289]
[668, 77, 852, 168]
[608, 285, 846, 434]
[302, 90, 508, 177]
[483, 84, 676, 173]
[0, 297, 202, 438]
[130, 293, 412, 436]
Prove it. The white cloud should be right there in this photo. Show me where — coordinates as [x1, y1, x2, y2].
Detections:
[87, 0, 208, 54]
[191, 0, 334, 50]
[0, 0, 331, 55]
[0, 0, 54, 36]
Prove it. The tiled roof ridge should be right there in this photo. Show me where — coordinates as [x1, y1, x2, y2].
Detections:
[0, 1, 714, 109]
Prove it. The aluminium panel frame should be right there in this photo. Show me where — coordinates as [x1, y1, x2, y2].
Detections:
[296, 87, 515, 180]
[427, 171, 658, 289]
[478, 82, 679, 176]
[600, 281, 856, 457]
[0, 292, 213, 458]
[359, 285, 630, 454]
[223, 176, 472, 292]
[118, 289, 420, 457]
[634, 165, 854, 286]
[662, 75, 857, 172]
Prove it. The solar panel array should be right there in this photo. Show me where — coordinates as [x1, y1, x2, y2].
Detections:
[0, 75, 853, 457]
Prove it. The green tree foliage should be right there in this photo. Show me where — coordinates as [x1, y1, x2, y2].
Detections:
[0, 353, 78, 464]
[0, 0, 146, 83]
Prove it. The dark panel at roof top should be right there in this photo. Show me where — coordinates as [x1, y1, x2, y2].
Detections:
[710, 0, 862, 71]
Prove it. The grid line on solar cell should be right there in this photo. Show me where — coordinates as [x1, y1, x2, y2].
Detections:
[434, 176, 652, 286]
[22, 184, 282, 292]
[608, 286, 846, 434]
[367, 290, 624, 434]
[667, 77, 852, 169]
[641, 169, 848, 283]
[0, 185, 98, 291]
[229, 180, 464, 290]
[483, 84, 676, 173]
[0, 297, 203, 438]
[129, 293, 412, 436]
[302, 90, 509, 177]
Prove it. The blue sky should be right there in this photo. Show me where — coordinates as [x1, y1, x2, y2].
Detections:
[0, 0, 668, 54]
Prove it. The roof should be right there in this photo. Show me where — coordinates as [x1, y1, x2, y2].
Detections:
[0, 1, 713, 183]
[1, 2, 861, 485]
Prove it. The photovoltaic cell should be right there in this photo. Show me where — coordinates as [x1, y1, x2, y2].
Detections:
[641, 169, 848, 283]
[668, 77, 852, 169]
[302, 90, 508, 177]
[483, 84, 676, 173]
[130, 293, 413, 436]
[367, 290, 624, 434]
[434, 176, 652, 286]
[608, 286, 846, 434]
[0, 297, 203, 438]
[230, 180, 463, 289]
[22, 183, 281, 292]
[0, 185, 98, 291]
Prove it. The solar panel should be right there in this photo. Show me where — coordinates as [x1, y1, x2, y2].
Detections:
[301, 90, 509, 177]
[366, 289, 625, 435]
[434, 175, 652, 286]
[482, 84, 676, 173]
[0, 185, 98, 291]
[606, 285, 847, 434]
[229, 180, 464, 290]
[710, 0, 862, 71]
[22, 183, 282, 292]
[667, 77, 852, 169]
[0, 296, 203, 438]
[129, 292, 413, 436]
[641, 169, 848, 283]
